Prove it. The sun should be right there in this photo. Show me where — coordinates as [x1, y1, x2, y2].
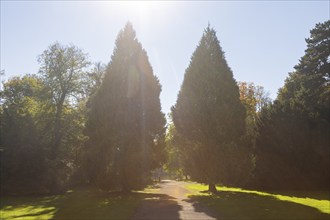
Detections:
[113, 1, 160, 17]
[100, 1, 169, 22]
[98, 1, 171, 31]
[127, 1, 156, 14]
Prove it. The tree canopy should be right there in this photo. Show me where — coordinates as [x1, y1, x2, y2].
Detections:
[172, 26, 246, 192]
[38, 42, 90, 157]
[1, 43, 93, 194]
[1, 20, 328, 195]
[84, 23, 166, 191]
[255, 20, 330, 190]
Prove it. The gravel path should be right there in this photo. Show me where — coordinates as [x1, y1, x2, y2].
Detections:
[131, 180, 216, 220]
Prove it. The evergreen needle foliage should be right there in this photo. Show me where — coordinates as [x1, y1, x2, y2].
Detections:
[172, 25, 246, 192]
[84, 23, 166, 192]
[255, 20, 330, 190]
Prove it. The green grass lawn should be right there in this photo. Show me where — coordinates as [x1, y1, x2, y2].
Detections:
[185, 183, 330, 219]
[0, 188, 153, 220]
[2, 183, 329, 220]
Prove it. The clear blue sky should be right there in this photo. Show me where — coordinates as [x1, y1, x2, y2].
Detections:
[1, 1, 329, 114]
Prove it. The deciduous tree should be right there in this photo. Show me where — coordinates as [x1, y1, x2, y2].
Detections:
[38, 43, 90, 157]
[0, 75, 47, 194]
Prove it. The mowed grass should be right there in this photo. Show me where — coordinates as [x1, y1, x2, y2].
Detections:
[0, 188, 152, 220]
[185, 183, 330, 219]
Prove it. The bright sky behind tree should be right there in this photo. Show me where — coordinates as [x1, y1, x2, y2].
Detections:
[1, 1, 329, 114]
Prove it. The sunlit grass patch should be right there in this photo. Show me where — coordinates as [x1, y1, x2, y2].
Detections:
[186, 182, 208, 193]
[1, 205, 56, 219]
[217, 186, 330, 214]
[186, 182, 330, 214]
[185, 182, 209, 196]
[0, 195, 61, 220]
[185, 182, 330, 219]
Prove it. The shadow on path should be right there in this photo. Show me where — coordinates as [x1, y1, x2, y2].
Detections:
[131, 180, 216, 220]
[131, 193, 181, 220]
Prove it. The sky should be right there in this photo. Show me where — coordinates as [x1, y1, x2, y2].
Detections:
[1, 1, 329, 114]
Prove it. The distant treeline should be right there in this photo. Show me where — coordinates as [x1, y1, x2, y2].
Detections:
[0, 20, 329, 195]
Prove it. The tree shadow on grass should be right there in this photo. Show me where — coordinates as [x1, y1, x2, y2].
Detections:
[187, 190, 329, 220]
[0, 195, 62, 219]
[51, 190, 181, 220]
[54, 191, 181, 220]
[1, 190, 181, 220]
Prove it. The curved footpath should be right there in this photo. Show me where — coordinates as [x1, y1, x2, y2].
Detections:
[131, 180, 216, 220]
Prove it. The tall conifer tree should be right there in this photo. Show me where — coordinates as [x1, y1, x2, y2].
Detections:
[172, 26, 245, 192]
[84, 23, 166, 191]
[255, 20, 330, 190]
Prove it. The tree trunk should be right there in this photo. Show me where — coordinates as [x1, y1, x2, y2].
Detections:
[53, 108, 62, 153]
[52, 95, 65, 158]
[208, 183, 217, 193]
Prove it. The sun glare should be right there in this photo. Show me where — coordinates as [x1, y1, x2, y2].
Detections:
[101, 1, 169, 24]
[124, 1, 157, 14]
[110, 1, 154, 15]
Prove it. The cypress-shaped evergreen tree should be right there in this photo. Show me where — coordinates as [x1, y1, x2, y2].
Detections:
[84, 23, 166, 191]
[172, 26, 246, 192]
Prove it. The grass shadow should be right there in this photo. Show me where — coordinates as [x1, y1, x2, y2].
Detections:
[187, 190, 330, 220]
[0, 189, 182, 220]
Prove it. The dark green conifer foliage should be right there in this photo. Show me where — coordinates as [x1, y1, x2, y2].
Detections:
[278, 20, 329, 121]
[84, 23, 166, 191]
[255, 20, 330, 190]
[172, 26, 246, 192]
